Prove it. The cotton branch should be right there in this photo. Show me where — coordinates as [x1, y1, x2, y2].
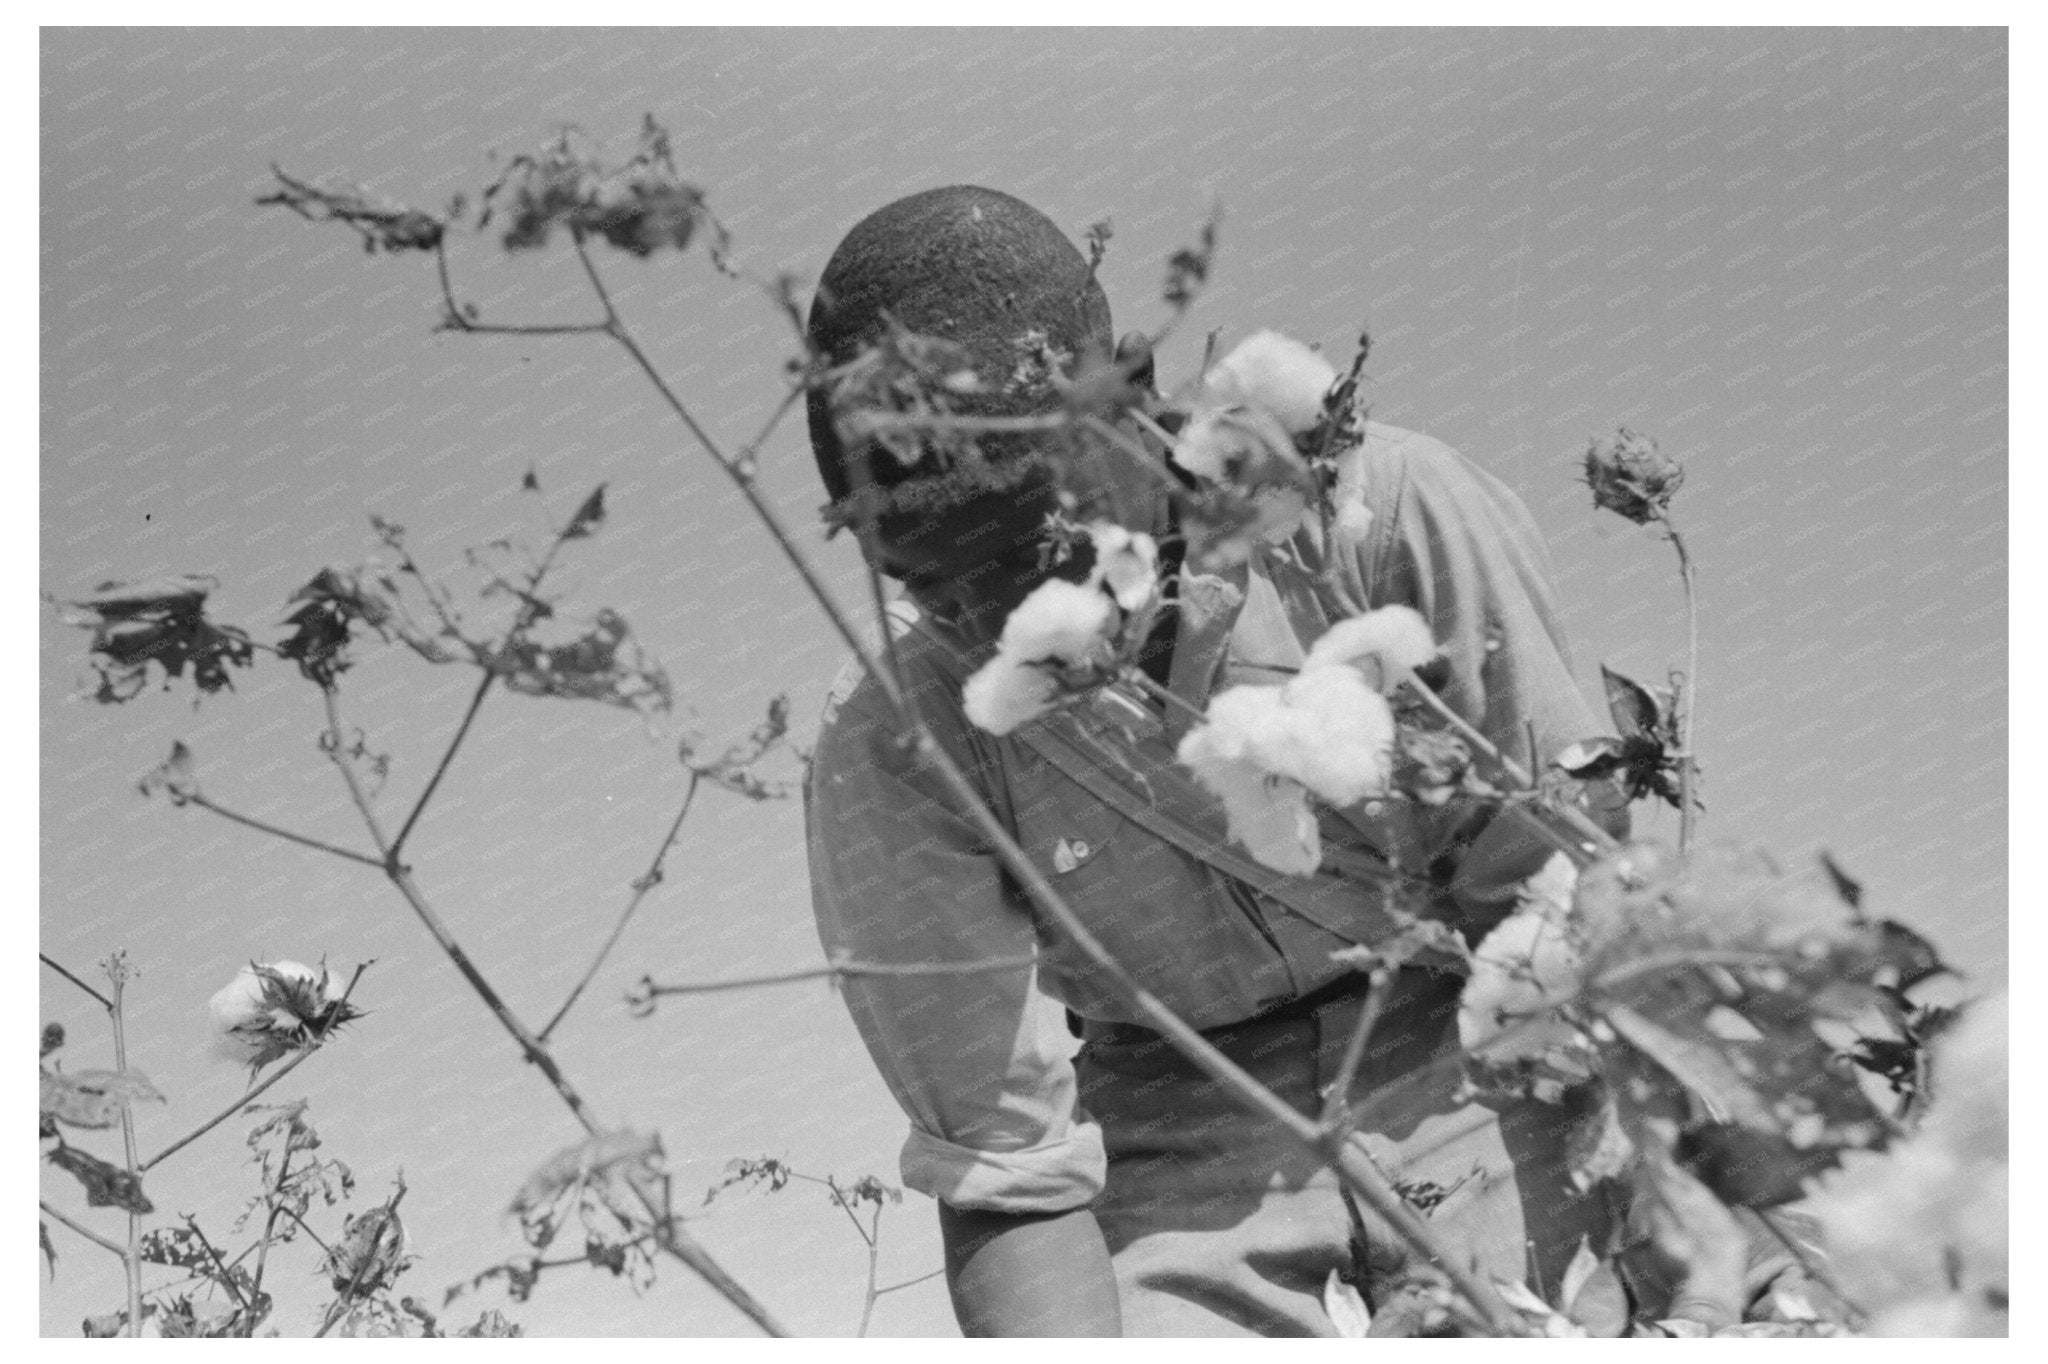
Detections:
[104, 957, 144, 1337]
[630, 951, 1041, 1010]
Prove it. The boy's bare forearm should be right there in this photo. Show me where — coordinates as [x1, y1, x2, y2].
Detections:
[939, 1203, 1121, 1337]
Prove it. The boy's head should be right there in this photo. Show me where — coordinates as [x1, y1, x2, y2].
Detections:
[805, 186, 1128, 595]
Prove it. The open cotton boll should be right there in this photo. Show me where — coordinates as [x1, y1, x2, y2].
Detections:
[1176, 735, 1321, 877]
[1171, 407, 1256, 484]
[962, 655, 1061, 736]
[1200, 330, 1340, 435]
[1085, 521, 1160, 614]
[1267, 666, 1397, 805]
[1303, 606, 1439, 683]
[961, 578, 1116, 736]
[1189, 668, 1395, 808]
[998, 578, 1115, 663]
[208, 960, 326, 1062]
[1458, 854, 1585, 1057]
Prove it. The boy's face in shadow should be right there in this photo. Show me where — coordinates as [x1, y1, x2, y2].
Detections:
[870, 423, 1171, 640]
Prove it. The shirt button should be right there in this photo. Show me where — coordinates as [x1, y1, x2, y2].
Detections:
[1364, 801, 1385, 818]
[1070, 840, 1090, 860]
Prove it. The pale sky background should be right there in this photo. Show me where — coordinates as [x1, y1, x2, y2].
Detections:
[38, 26, 2005, 1337]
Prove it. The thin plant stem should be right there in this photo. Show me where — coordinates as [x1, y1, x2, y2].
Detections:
[105, 959, 144, 1338]
[1120, 665, 1212, 728]
[539, 775, 703, 1042]
[180, 1215, 257, 1323]
[1316, 967, 1391, 1132]
[184, 794, 385, 868]
[388, 672, 495, 862]
[1655, 511, 1700, 851]
[41, 1199, 127, 1259]
[636, 953, 1040, 1001]
[40, 953, 112, 1010]
[141, 1042, 319, 1172]
[874, 1266, 945, 1296]
[248, 1134, 297, 1309]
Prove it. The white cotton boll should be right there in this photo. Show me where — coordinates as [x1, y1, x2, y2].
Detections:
[1303, 606, 1439, 681]
[1085, 522, 1160, 614]
[1186, 670, 1394, 808]
[208, 961, 323, 1063]
[1457, 860, 1585, 1057]
[1177, 734, 1321, 877]
[998, 579, 1115, 664]
[1201, 330, 1340, 435]
[1170, 408, 1251, 483]
[962, 655, 1060, 737]
[961, 579, 1117, 737]
[1267, 666, 1396, 806]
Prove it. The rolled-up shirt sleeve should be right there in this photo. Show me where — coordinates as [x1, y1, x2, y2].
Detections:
[805, 676, 1106, 1214]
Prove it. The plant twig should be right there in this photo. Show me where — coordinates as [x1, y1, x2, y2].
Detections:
[180, 1215, 257, 1323]
[540, 775, 703, 1042]
[105, 957, 144, 1338]
[183, 793, 385, 868]
[41, 1199, 127, 1259]
[248, 1130, 298, 1309]
[635, 952, 1041, 1002]
[141, 1043, 321, 1173]
[1654, 511, 1700, 851]
[873, 1266, 945, 1296]
[40, 952, 113, 1010]
[388, 672, 495, 863]
[1317, 967, 1391, 1132]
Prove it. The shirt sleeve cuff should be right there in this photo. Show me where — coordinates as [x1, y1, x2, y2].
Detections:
[900, 1119, 1107, 1215]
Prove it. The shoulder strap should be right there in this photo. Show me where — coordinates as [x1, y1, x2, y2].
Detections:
[901, 614, 1409, 947]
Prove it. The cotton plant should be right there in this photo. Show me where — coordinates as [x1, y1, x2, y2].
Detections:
[961, 520, 1162, 736]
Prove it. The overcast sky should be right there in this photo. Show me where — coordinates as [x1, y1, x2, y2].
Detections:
[39, 26, 2004, 1337]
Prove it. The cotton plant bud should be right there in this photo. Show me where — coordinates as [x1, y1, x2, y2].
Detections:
[1303, 606, 1439, 690]
[1199, 330, 1340, 435]
[1582, 427, 1683, 525]
[961, 579, 1116, 736]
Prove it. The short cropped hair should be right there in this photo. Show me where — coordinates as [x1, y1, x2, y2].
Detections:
[805, 185, 1114, 509]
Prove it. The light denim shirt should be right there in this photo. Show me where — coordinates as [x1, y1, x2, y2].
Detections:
[804, 422, 1615, 1213]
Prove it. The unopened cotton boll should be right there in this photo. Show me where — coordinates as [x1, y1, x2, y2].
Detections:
[1200, 330, 1340, 435]
[1303, 606, 1439, 682]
